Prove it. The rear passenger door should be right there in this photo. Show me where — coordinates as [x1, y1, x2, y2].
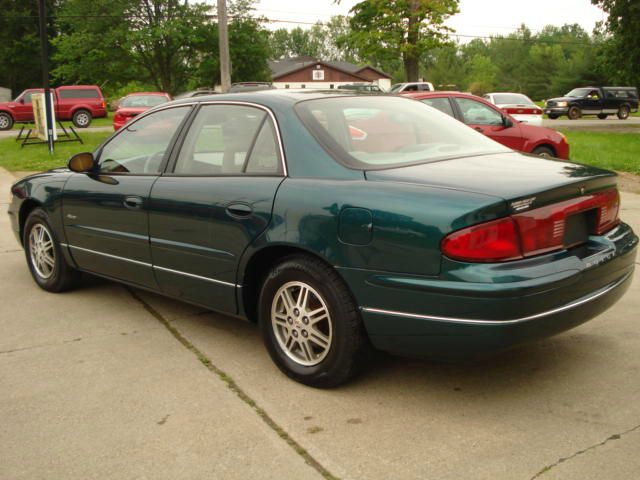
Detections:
[148, 103, 285, 313]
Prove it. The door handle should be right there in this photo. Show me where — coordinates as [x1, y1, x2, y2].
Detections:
[123, 196, 143, 210]
[226, 203, 253, 218]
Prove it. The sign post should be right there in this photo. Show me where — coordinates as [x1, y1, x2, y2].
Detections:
[37, 0, 54, 154]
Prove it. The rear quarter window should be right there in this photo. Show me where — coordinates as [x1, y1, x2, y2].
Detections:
[58, 89, 101, 100]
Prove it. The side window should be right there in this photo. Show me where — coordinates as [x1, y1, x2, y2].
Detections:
[418, 84, 430, 91]
[22, 92, 34, 104]
[589, 90, 600, 100]
[98, 106, 190, 175]
[404, 85, 417, 92]
[455, 98, 504, 126]
[421, 97, 455, 117]
[174, 105, 281, 175]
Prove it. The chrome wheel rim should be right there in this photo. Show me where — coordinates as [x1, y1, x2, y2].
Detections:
[29, 223, 55, 279]
[76, 113, 89, 126]
[271, 281, 332, 367]
[0, 115, 9, 128]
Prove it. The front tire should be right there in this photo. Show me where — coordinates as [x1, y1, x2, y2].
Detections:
[259, 255, 368, 388]
[72, 109, 92, 128]
[617, 105, 630, 120]
[0, 112, 14, 130]
[568, 106, 581, 120]
[532, 145, 555, 158]
[597, 113, 608, 120]
[547, 114, 559, 120]
[24, 208, 80, 292]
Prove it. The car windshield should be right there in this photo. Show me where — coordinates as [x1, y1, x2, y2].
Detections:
[492, 94, 534, 105]
[120, 95, 168, 108]
[295, 96, 509, 170]
[565, 88, 592, 98]
[389, 84, 404, 93]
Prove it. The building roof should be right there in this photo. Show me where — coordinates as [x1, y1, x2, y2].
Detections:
[268, 57, 392, 81]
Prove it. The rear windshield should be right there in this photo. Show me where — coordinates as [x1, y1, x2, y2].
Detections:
[58, 88, 101, 99]
[295, 96, 509, 170]
[120, 95, 169, 108]
[492, 93, 533, 105]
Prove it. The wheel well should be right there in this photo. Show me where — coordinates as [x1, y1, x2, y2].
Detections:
[18, 199, 42, 245]
[241, 245, 334, 323]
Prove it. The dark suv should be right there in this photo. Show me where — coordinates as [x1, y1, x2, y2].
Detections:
[545, 86, 639, 120]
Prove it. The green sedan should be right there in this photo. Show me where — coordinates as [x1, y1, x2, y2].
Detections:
[8, 91, 638, 387]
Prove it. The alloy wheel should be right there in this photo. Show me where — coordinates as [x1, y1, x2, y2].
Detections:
[271, 281, 333, 367]
[0, 115, 9, 129]
[76, 113, 89, 126]
[29, 223, 56, 279]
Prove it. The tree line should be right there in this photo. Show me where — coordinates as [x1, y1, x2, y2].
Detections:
[0, 0, 636, 102]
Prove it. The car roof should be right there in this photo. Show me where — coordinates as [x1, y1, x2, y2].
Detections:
[168, 88, 387, 109]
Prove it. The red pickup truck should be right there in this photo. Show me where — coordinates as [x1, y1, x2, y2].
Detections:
[0, 85, 107, 130]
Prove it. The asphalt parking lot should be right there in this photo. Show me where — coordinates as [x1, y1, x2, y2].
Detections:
[1, 167, 639, 480]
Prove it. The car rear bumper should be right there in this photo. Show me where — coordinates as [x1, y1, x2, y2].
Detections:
[512, 114, 543, 126]
[339, 223, 638, 358]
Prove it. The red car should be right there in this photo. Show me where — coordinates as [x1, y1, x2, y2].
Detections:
[113, 92, 171, 131]
[402, 91, 569, 159]
[0, 85, 106, 130]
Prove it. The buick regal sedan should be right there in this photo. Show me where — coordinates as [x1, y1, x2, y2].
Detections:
[8, 91, 638, 387]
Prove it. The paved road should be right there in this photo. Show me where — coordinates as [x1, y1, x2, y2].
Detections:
[0, 125, 113, 139]
[543, 117, 640, 129]
[1, 167, 639, 480]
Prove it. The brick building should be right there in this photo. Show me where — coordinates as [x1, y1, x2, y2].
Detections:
[268, 56, 392, 90]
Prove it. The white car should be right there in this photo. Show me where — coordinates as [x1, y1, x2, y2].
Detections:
[484, 92, 544, 126]
[390, 82, 435, 93]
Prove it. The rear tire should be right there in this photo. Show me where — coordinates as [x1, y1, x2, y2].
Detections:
[617, 105, 630, 120]
[568, 106, 581, 120]
[597, 113, 608, 120]
[0, 112, 14, 130]
[72, 109, 92, 128]
[532, 146, 555, 158]
[258, 254, 369, 388]
[547, 114, 559, 120]
[23, 208, 80, 292]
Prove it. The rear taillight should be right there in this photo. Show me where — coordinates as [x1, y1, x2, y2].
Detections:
[441, 217, 522, 262]
[442, 189, 620, 263]
[102, 100, 106, 108]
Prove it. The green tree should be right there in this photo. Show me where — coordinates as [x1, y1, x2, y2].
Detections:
[345, 0, 459, 81]
[0, 0, 57, 95]
[591, 0, 640, 88]
[466, 54, 499, 95]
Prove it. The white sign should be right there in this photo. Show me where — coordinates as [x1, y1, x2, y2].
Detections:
[32, 93, 57, 141]
[312, 70, 325, 81]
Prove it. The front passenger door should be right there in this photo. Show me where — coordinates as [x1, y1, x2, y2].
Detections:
[454, 97, 525, 151]
[62, 106, 191, 288]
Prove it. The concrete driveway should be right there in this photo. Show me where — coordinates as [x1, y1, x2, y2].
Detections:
[1, 167, 639, 480]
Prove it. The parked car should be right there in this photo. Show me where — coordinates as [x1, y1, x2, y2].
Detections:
[9, 91, 636, 387]
[545, 86, 639, 120]
[484, 92, 544, 126]
[389, 82, 435, 93]
[337, 83, 385, 93]
[112, 92, 171, 131]
[403, 91, 569, 159]
[0, 85, 107, 130]
[174, 88, 218, 100]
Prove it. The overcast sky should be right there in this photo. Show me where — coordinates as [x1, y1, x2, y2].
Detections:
[247, 0, 606, 38]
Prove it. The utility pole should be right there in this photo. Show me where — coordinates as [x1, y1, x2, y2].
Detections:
[217, 0, 231, 93]
[38, 0, 54, 153]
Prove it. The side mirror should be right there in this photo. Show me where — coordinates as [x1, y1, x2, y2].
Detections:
[503, 116, 514, 128]
[68, 152, 95, 173]
[18, 98, 25, 104]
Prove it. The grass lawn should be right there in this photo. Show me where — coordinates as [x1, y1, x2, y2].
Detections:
[560, 130, 640, 175]
[0, 131, 112, 172]
[12, 112, 113, 130]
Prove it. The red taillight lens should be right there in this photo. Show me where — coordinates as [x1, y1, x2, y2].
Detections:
[442, 189, 620, 263]
[441, 217, 522, 262]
